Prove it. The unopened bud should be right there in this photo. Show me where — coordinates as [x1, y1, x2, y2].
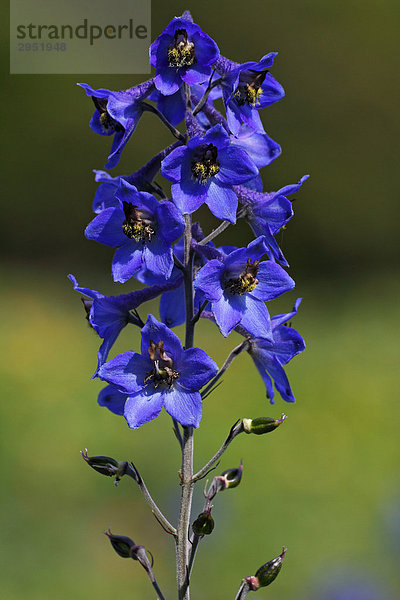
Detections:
[246, 547, 287, 590]
[81, 450, 139, 486]
[242, 414, 286, 435]
[192, 510, 215, 536]
[220, 459, 243, 489]
[206, 460, 244, 501]
[105, 529, 135, 558]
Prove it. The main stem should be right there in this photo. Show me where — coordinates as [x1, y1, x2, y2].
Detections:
[176, 214, 195, 600]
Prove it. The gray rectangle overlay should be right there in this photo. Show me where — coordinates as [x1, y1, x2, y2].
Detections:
[10, 0, 151, 74]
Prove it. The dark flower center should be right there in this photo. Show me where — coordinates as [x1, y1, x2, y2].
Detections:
[92, 97, 124, 133]
[234, 70, 266, 107]
[224, 258, 260, 295]
[122, 201, 156, 243]
[168, 29, 196, 68]
[191, 144, 220, 183]
[144, 340, 180, 388]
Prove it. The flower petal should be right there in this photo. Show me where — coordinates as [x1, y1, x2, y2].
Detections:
[178, 347, 218, 391]
[124, 389, 164, 428]
[112, 243, 143, 283]
[98, 351, 149, 394]
[98, 385, 127, 415]
[163, 385, 202, 428]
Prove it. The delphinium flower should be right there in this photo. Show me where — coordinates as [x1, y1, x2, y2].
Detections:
[78, 80, 154, 168]
[215, 53, 285, 134]
[85, 180, 184, 282]
[161, 123, 259, 222]
[194, 237, 294, 338]
[235, 298, 305, 403]
[69, 274, 181, 375]
[234, 174, 309, 265]
[98, 315, 218, 428]
[150, 17, 219, 95]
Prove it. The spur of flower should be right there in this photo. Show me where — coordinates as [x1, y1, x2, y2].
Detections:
[98, 315, 218, 428]
[78, 80, 154, 168]
[236, 298, 305, 403]
[85, 180, 184, 283]
[194, 237, 294, 339]
[161, 124, 258, 222]
[150, 17, 219, 95]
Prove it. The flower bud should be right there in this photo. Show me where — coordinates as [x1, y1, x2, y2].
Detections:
[246, 547, 287, 590]
[105, 529, 136, 558]
[192, 510, 215, 536]
[242, 414, 287, 435]
[81, 449, 139, 486]
[220, 459, 243, 489]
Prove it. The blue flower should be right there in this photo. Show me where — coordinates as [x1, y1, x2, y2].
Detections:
[235, 175, 309, 265]
[150, 17, 219, 95]
[78, 80, 154, 168]
[231, 125, 281, 169]
[161, 124, 258, 222]
[92, 142, 183, 213]
[215, 54, 285, 135]
[69, 275, 181, 375]
[236, 298, 305, 403]
[194, 237, 295, 339]
[98, 315, 218, 428]
[85, 181, 184, 283]
[148, 87, 186, 126]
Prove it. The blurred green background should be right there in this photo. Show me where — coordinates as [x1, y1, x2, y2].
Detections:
[1, 1, 399, 599]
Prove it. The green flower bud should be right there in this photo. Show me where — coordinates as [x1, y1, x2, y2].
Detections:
[247, 547, 287, 590]
[242, 414, 287, 435]
[220, 459, 243, 489]
[104, 529, 135, 558]
[192, 510, 215, 536]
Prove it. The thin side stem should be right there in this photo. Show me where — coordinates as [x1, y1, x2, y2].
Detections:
[142, 102, 187, 143]
[198, 219, 231, 246]
[235, 581, 251, 600]
[133, 467, 177, 536]
[151, 577, 168, 600]
[192, 419, 244, 482]
[187, 533, 200, 578]
[200, 339, 250, 400]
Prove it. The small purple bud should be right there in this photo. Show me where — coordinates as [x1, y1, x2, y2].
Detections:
[220, 459, 243, 489]
[192, 509, 215, 536]
[206, 460, 244, 501]
[81, 450, 139, 486]
[242, 414, 287, 435]
[105, 529, 135, 558]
